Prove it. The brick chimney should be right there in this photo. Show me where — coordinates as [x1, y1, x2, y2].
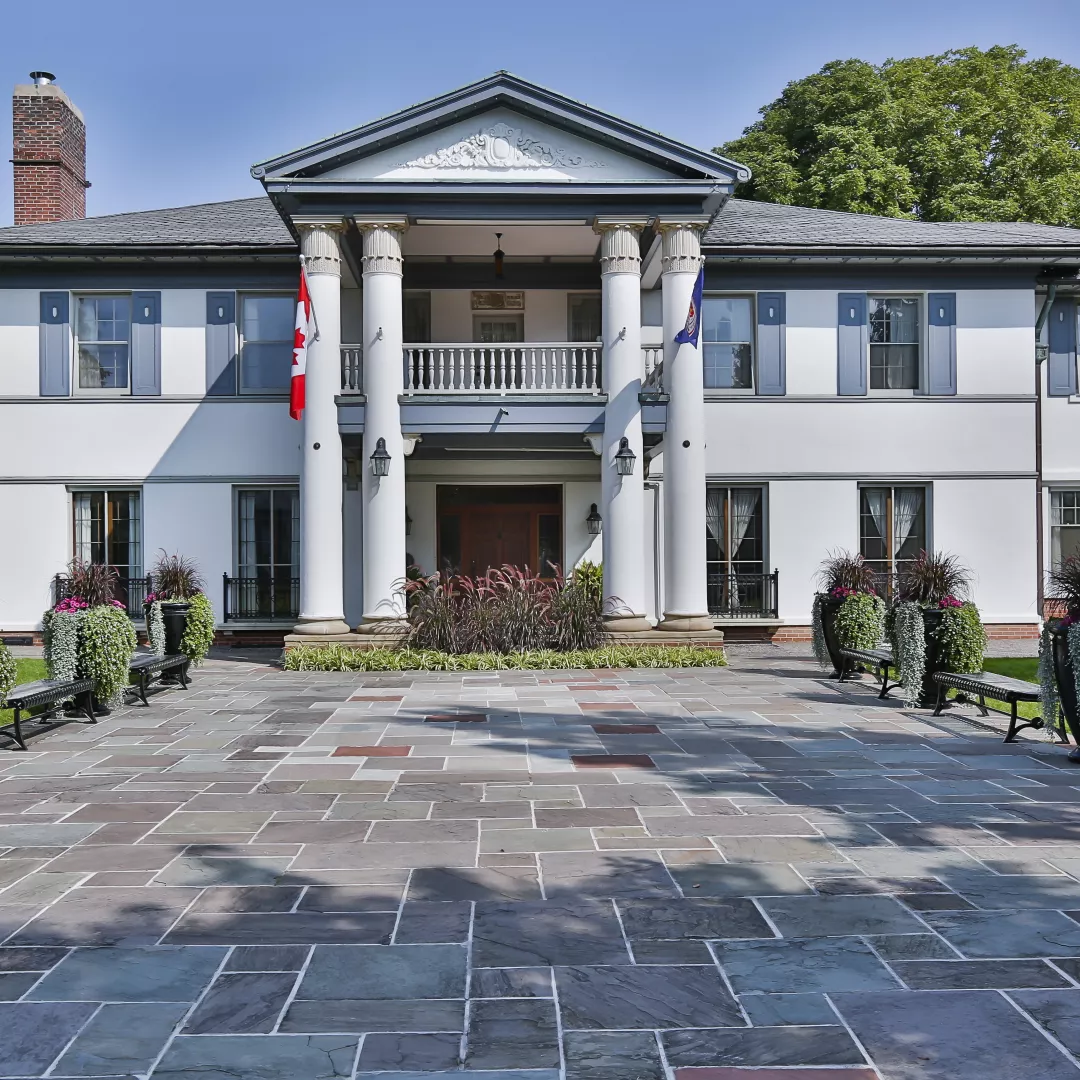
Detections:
[12, 72, 88, 225]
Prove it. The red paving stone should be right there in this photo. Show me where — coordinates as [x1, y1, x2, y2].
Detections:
[590, 723, 661, 734]
[674, 1072, 879, 1080]
[331, 745, 411, 757]
[424, 713, 488, 723]
[571, 754, 656, 769]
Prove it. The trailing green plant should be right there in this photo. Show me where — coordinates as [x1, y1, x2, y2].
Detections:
[179, 593, 215, 665]
[151, 551, 204, 600]
[896, 550, 970, 606]
[62, 560, 119, 608]
[0, 643, 16, 703]
[833, 591, 886, 651]
[933, 601, 986, 674]
[890, 600, 928, 707]
[283, 644, 728, 672]
[147, 601, 166, 656]
[80, 604, 136, 706]
[1068, 622, 1080, 726]
[816, 550, 880, 595]
[811, 594, 830, 669]
[572, 561, 603, 610]
[42, 609, 82, 683]
[1040, 624, 1062, 740]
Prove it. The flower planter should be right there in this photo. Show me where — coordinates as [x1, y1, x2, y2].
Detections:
[819, 597, 845, 676]
[1050, 621, 1080, 747]
[919, 607, 948, 707]
[160, 602, 190, 657]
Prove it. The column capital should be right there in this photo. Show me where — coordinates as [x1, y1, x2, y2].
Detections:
[594, 221, 645, 276]
[354, 219, 409, 277]
[658, 219, 707, 275]
[296, 219, 346, 276]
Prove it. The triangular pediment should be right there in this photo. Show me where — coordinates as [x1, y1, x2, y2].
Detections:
[252, 73, 748, 186]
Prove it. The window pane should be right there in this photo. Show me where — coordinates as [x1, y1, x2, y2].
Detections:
[702, 298, 752, 343]
[704, 343, 753, 389]
[870, 344, 919, 390]
[440, 514, 461, 574]
[404, 293, 431, 343]
[271, 490, 295, 572]
[1052, 491, 1080, 527]
[705, 487, 726, 563]
[869, 298, 919, 344]
[538, 514, 561, 576]
[568, 295, 602, 342]
[79, 344, 130, 389]
[1053, 526, 1080, 569]
[893, 488, 925, 564]
[860, 488, 889, 575]
[73, 491, 105, 565]
[107, 492, 139, 576]
[730, 489, 763, 566]
[242, 295, 294, 342]
[77, 296, 130, 342]
[240, 342, 292, 391]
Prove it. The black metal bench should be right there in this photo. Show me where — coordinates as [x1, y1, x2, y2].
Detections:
[1, 678, 95, 751]
[932, 670, 1050, 743]
[127, 653, 189, 707]
[838, 646, 900, 699]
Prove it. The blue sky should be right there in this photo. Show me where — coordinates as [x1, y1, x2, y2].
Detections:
[1, 0, 1078, 226]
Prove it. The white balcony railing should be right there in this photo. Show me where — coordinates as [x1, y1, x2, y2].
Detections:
[405, 343, 601, 395]
[643, 346, 663, 393]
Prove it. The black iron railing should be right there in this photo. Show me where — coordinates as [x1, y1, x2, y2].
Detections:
[222, 573, 299, 622]
[708, 570, 779, 619]
[52, 573, 151, 620]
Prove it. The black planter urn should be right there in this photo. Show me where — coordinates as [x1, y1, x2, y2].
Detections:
[818, 596, 845, 676]
[918, 607, 948, 708]
[1050, 621, 1080, 749]
[160, 602, 190, 658]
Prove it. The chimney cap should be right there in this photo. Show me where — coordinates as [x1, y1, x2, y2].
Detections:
[28, 71, 56, 86]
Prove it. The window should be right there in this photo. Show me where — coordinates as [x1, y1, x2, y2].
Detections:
[473, 314, 524, 343]
[1051, 491, 1080, 569]
[76, 295, 131, 390]
[706, 486, 767, 615]
[72, 490, 141, 580]
[236, 489, 299, 619]
[860, 486, 927, 585]
[702, 297, 753, 389]
[568, 294, 601, 342]
[869, 297, 920, 390]
[404, 292, 431, 343]
[239, 294, 294, 392]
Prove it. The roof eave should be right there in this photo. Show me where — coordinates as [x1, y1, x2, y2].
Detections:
[703, 245, 1080, 263]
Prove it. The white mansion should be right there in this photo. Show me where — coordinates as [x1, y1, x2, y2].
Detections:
[2, 71, 1080, 641]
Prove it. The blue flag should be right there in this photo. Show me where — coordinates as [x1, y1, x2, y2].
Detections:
[674, 266, 704, 347]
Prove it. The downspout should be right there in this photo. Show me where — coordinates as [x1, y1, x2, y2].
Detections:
[1034, 283, 1057, 621]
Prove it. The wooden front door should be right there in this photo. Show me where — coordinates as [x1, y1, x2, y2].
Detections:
[461, 508, 532, 575]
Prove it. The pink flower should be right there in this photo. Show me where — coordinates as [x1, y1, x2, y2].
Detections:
[830, 586, 857, 599]
[54, 596, 89, 613]
[110, 600, 126, 609]
[939, 595, 963, 609]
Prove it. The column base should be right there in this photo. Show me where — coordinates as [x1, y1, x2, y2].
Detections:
[658, 614, 716, 633]
[355, 617, 409, 641]
[291, 617, 352, 636]
[602, 614, 653, 633]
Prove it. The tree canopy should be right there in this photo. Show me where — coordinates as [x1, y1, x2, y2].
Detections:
[716, 46, 1080, 225]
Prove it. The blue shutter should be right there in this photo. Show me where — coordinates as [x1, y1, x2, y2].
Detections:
[39, 292, 70, 397]
[925, 292, 957, 396]
[206, 291, 237, 396]
[756, 292, 786, 395]
[1048, 299, 1078, 398]
[130, 291, 161, 396]
[837, 293, 867, 396]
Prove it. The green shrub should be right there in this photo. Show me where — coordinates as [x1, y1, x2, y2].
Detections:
[935, 601, 986, 674]
[833, 592, 885, 651]
[0, 643, 16, 702]
[179, 593, 216, 665]
[283, 644, 727, 672]
[81, 604, 137, 705]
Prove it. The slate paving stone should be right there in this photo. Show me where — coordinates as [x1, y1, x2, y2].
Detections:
[715, 937, 902, 994]
[0, 971, 41, 999]
[298, 943, 467, 999]
[563, 1029, 666, 1079]
[616, 898, 774, 941]
[225, 945, 310, 971]
[921, 908, 1080, 958]
[539, 852, 680, 898]
[471, 966, 552, 997]
[151, 1034, 360, 1080]
[163, 911, 396, 945]
[554, 964, 744, 1029]
[408, 866, 542, 901]
[52, 1000, 188, 1075]
[865, 933, 960, 960]
[668, 862, 813, 897]
[281, 997, 465, 1033]
[182, 970, 299, 1033]
[472, 901, 631, 966]
[395, 901, 471, 943]
[738, 992, 838, 1027]
[631, 939, 715, 964]
[0, 946, 69, 971]
[466, 998, 561, 1069]
[662, 1026, 865, 1068]
[1011, 989, 1080, 1055]
[28, 944, 226, 1001]
[297, 884, 404, 911]
[757, 894, 928, 937]
[0, 1001, 99, 1076]
[357, 1032, 462, 1071]
[833, 989, 1080, 1080]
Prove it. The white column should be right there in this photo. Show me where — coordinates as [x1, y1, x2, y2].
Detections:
[596, 220, 650, 632]
[658, 220, 712, 632]
[357, 219, 408, 633]
[293, 221, 349, 635]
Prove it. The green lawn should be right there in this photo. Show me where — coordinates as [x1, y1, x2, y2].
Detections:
[1, 658, 48, 726]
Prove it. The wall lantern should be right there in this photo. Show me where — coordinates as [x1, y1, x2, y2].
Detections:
[493, 232, 505, 278]
[370, 437, 391, 476]
[586, 503, 602, 536]
[405, 507, 413, 536]
[614, 437, 636, 476]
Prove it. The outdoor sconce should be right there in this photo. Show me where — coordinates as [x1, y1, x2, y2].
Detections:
[614, 437, 636, 476]
[370, 437, 391, 477]
[493, 232, 504, 278]
[586, 503, 602, 535]
[405, 507, 413, 536]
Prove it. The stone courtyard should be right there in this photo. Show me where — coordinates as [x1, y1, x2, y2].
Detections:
[1, 651, 1080, 1078]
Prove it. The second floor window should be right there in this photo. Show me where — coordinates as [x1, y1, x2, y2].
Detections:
[76, 295, 131, 391]
[870, 297, 920, 390]
[702, 297, 753, 390]
[240, 295, 294, 392]
[568, 294, 602, 342]
[860, 486, 926, 585]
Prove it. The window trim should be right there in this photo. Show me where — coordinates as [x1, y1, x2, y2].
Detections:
[1050, 488, 1080, 571]
[867, 292, 924, 396]
[69, 486, 143, 578]
[705, 483, 769, 575]
[857, 482, 931, 583]
[237, 291, 296, 396]
[72, 292, 133, 397]
[702, 293, 756, 395]
[232, 485, 300, 577]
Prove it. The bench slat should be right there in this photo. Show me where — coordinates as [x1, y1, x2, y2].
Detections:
[932, 671, 1039, 701]
[4, 679, 94, 707]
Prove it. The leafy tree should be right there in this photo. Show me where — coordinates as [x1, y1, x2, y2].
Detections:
[717, 46, 1080, 224]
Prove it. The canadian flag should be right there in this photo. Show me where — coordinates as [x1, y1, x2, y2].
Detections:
[289, 260, 317, 420]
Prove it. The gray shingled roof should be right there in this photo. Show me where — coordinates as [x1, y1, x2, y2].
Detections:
[0, 197, 295, 248]
[704, 198, 1080, 249]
